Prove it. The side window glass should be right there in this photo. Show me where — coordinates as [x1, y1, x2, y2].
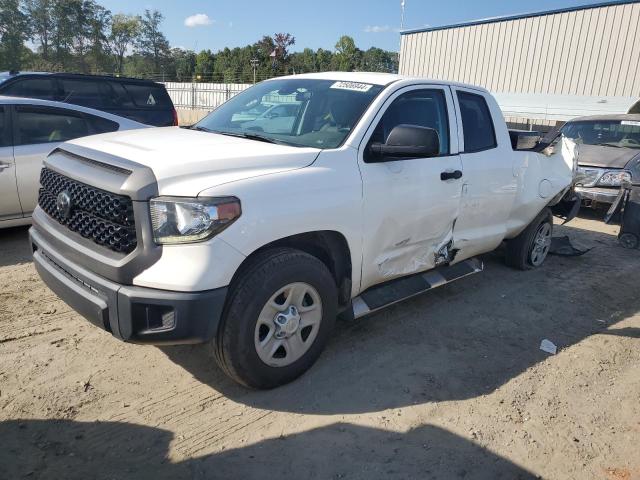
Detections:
[86, 114, 119, 134]
[457, 91, 497, 152]
[2, 78, 57, 100]
[61, 79, 105, 108]
[370, 89, 450, 155]
[0, 107, 8, 147]
[16, 107, 90, 145]
[107, 82, 135, 108]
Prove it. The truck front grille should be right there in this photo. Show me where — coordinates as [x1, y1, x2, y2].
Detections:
[38, 168, 137, 254]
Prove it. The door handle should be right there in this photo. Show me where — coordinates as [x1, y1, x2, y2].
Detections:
[441, 170, 462, 181]
[0, 162, 11, 172]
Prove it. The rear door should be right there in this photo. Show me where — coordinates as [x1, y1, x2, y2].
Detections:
[0, 106, 22, 220]
[12, 105, 119, 216]
[451, 88, 517, 259]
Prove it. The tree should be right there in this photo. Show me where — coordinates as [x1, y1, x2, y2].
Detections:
[84, 2, 112, 73]
[171, 48, 196, 82]
[334, 35, 358, 71]
[110, 14, 140, 74]
[136, 9, 170, 73]
[194, 49, 214, 81]
[273, 32, 294, 59]
[24, 0, 54, 60]
[0, 0, 31, 70]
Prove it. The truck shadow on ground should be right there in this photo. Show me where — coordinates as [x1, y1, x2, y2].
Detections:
[161, 222, 640, 415]
[0, 226, 32, 268]
[0, 419, 537, 480]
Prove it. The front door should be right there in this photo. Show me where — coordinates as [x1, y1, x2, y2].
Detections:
[358, 85, 463, 291]
[0, 106, 22, 221]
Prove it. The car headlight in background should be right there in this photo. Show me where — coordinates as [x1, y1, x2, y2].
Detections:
[150, 197, 241, 244]
[597, 170, 631, 187]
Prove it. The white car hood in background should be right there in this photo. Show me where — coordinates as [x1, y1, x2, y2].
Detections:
[67, 127, 321, 196]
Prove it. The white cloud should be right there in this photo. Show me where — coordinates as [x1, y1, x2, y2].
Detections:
[184, 13, 213, 27]
[364, 25, 391, 33]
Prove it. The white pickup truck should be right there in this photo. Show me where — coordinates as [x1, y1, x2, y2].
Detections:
[30, 72, 578, 388]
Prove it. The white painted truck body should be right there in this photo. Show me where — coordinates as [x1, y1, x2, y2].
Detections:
[29, 72, 576, 387]
[60, 73, 574, 295]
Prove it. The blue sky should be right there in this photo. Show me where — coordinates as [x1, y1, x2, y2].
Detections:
[98, 0, 609, 52]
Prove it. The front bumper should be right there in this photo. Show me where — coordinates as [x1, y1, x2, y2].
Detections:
[30, 226, 228, 345]
[575, 186, 620, 205]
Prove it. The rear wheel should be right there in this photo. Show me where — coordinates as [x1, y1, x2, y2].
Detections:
[505, 209, 553, 270]
[213, 248, 337, 389]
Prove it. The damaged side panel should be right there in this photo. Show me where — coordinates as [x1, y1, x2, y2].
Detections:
[374, 225, 456, 279]
[359, 155, 464, 292]
[504, 136, 578, 238]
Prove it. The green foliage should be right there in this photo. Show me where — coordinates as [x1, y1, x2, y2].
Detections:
[136, 9, 170, 72]
[110, 13, 140, 74]
[0, 0, 31, 70]
[1, 1, 398, 81]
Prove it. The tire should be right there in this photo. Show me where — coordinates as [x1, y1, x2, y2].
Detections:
[212, 248, 338, 389]
[505, 208, 553, 270]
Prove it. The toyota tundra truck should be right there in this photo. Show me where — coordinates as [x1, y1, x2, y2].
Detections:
[29, 73, 578, 389]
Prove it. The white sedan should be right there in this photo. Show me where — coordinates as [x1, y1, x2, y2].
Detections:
[0, 96, 146, 229]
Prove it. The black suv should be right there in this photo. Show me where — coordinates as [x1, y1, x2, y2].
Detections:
[0, 72, 177, 127]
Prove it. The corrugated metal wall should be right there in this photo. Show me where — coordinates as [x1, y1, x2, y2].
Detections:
[399, 1, 640, 97]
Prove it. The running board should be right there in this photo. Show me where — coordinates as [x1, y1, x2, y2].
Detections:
[352, 258, 483, 319]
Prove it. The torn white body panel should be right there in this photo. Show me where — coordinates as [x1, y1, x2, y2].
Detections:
[504, 136, 577, 238]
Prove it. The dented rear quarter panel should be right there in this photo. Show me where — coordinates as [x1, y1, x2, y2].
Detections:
[504, 137, 577, 239]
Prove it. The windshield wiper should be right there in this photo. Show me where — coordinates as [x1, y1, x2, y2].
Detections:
[210, 130, 283, 145]
[191, 127, 295, 146]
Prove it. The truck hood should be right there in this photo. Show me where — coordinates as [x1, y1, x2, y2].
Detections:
[67, 127, 321, 195]
[576, 143, 640, 169]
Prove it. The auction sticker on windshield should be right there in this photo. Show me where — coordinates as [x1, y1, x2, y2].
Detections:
[621, 121, 640, 126]
[330, 81, 374, 92]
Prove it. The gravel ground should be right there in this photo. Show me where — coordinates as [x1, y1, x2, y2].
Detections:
[0, 213, 638, 480]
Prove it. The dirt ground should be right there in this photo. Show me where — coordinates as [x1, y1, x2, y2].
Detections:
[0, 212, 639, 480]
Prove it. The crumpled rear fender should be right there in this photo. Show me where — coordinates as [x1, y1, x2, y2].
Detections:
[505, 136, 578, 237]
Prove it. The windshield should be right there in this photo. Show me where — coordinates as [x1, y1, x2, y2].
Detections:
[562, 120, 640, 149]
[0, 73, 10, 84]
[195, 79, 384, 149]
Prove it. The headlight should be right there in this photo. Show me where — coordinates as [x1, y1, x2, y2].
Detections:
[150, 197, 241, 244]
[597, 170, 631, 187]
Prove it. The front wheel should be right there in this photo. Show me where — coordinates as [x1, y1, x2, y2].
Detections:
[212, 248, 337, 389]
[505, 208, 553, 270]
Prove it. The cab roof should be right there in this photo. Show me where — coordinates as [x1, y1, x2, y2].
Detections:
[269, 71, 489, 92]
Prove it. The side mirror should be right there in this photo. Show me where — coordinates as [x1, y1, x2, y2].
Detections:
[368, 125, 440, 162]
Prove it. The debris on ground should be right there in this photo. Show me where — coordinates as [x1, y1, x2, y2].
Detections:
[549, 236, 592, 256]
[540, 339, 558, 355]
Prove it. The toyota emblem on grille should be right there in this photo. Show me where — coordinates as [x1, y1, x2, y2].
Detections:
[56, 190, 72, 219]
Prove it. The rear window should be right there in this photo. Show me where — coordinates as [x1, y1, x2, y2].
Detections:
[122, 83, 171, 108]
[60, 79, 108, 109]
[457, 91, 497, 153]
[86, 114, 119, 134]
[2, 77, 57, 100]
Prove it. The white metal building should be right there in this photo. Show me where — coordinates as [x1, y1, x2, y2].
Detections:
[399, 0, 640, 128]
